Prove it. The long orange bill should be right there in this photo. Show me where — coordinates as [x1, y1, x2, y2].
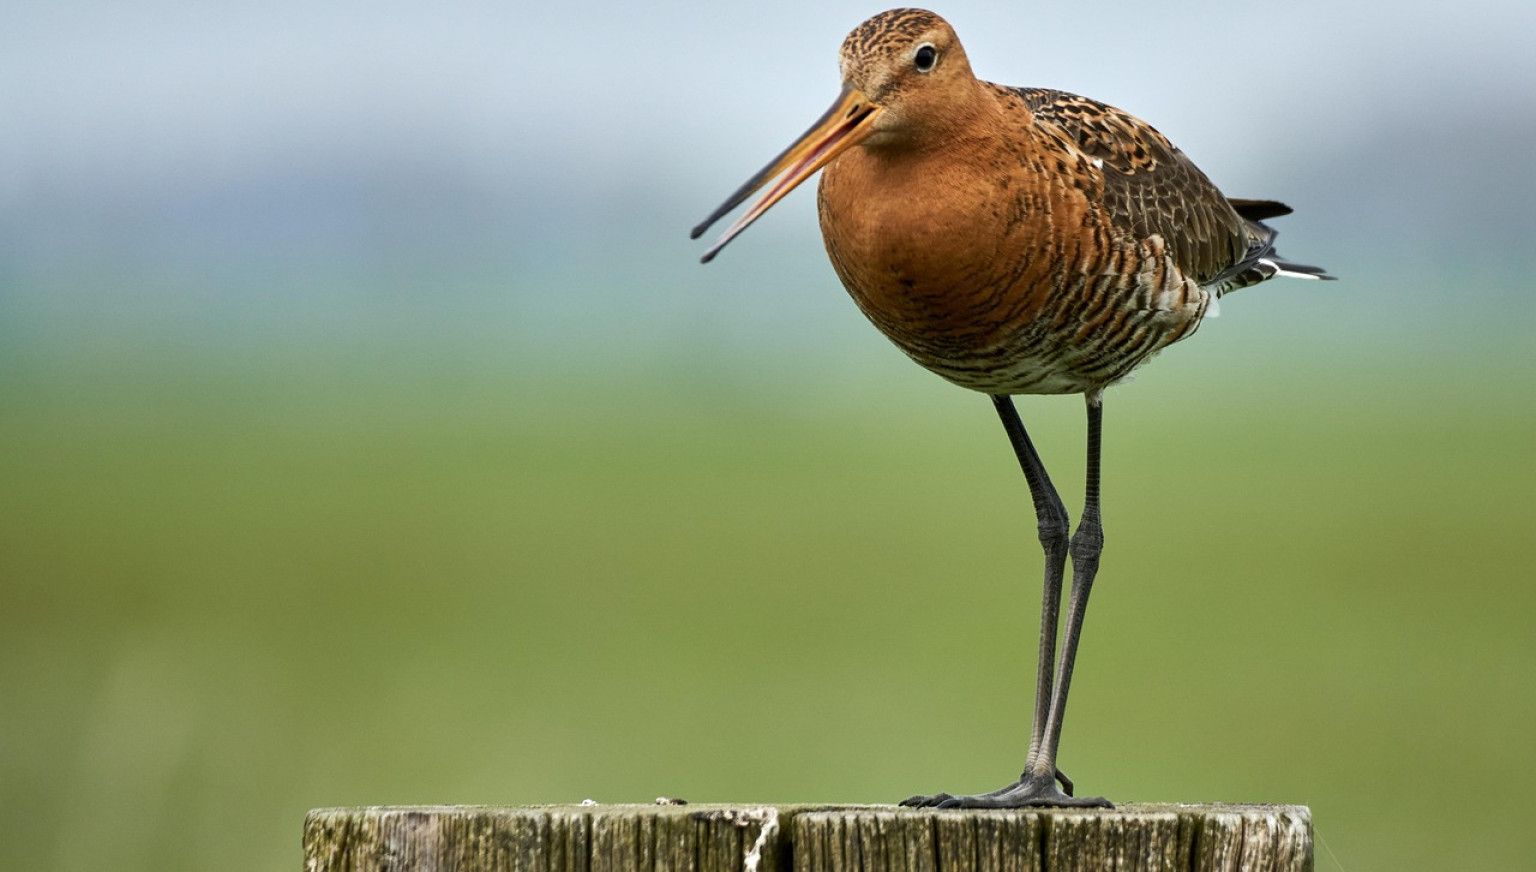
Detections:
[692, 87, 882, 263]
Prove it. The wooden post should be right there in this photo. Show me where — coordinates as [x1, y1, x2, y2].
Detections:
[304, 803, 1311, 871]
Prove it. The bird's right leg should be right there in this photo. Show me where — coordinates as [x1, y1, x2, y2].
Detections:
[901, 394, 1076, 807]
[991, 394, 1071, 777]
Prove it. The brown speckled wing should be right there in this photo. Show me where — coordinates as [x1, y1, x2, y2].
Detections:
[1011, 87, 1250, 285]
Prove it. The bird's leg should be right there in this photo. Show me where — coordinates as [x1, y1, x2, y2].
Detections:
[1032, 396, 1105, 776]
[992, 394, 1070, 772]
[901, 395, 1101, 809]
[989, 391, 1112, 804]
[1023, 394, 1110, 806]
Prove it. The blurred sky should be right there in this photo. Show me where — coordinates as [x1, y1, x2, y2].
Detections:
[4, 4, 1536, 870]
[3, 0, 1535, 373]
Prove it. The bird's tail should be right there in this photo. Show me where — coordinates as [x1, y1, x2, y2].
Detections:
[1212, 198, 1336, 294]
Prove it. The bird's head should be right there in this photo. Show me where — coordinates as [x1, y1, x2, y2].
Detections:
[692, 8, 978, 262]
[838, 8, 974, 145]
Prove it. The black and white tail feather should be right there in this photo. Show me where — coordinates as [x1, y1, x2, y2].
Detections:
[1207, 198, 1335, 303]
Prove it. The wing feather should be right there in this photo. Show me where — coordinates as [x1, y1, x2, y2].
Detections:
[1010, 87, 1252, 285]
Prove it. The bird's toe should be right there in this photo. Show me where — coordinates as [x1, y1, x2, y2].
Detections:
[898, 792, 954, 808]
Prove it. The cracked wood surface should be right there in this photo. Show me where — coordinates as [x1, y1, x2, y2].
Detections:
[304, 803, 1311, 872]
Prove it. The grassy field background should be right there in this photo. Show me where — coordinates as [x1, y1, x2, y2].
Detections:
[3, 276, 1533, 870]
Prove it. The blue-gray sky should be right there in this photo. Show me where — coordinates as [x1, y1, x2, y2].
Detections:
[3, 0, 1533, 365]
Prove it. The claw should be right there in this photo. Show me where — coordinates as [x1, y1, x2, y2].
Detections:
[1055, 768, 1073, 796]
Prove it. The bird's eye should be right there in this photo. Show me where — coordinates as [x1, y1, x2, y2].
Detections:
[914, 44, 937, 72]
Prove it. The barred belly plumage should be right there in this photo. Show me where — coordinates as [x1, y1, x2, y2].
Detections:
[846, 233, 1211, 396]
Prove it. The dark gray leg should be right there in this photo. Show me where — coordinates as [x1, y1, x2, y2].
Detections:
[901, 394, 1102, 808]
[902, 392, 1111, 809]
[991, 393, 1071, 771]
[1032, 393, 1106, 789]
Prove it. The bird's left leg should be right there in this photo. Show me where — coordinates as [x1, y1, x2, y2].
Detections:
[913, 392, 1113, 809]
[902, 394, 1102, 809]
[1021, 391, 1111, 806]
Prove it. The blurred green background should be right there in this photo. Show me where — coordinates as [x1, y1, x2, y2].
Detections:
[3, 1, 1534, 870]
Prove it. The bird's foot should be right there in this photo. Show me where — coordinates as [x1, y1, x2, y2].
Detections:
[900, 772, 1111, 809]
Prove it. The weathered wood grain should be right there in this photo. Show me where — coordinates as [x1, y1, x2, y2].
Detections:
[304, 804, 1310, 872]
[794, 805, 1309, 872]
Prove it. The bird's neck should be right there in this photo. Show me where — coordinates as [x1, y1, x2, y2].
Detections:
[866, 79, 1003, 157]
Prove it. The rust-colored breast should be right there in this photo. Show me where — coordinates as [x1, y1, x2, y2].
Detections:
[817, 105, 1099, 392]
[816, 86, 1226, 395]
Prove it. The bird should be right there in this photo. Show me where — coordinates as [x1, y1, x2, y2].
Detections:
[690, 7, 1332, 809]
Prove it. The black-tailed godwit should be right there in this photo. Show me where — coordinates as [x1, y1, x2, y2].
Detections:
[692, 7, 1331, 808]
